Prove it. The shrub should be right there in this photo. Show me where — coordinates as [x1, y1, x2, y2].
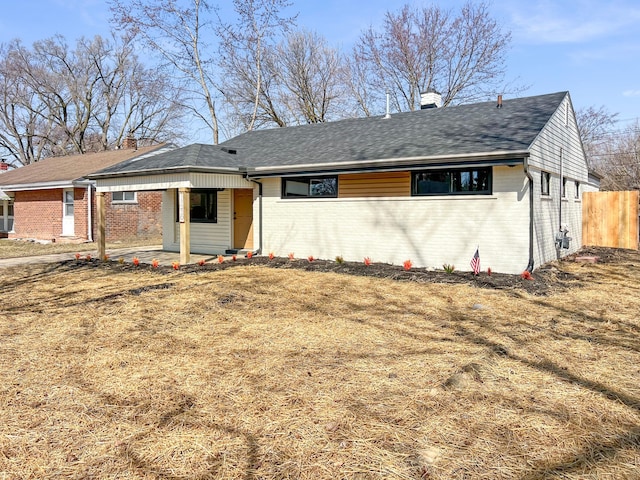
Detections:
[232, 254, 237, 261]
[151, 259, 159, 269]
[85, 254, 92, 261]
[335, 255, 344, 264]
[217, 255, 224, 264]
[403, 259, 412, 271]
[269, 252, 275, 260]
[308, 255, 315, 262]
[102, 254, 110, 262]
[246, 252, 253, 259]
[132, 257, 140, 267]
[198, 259, 206, 266]
[442, 263, 455, 273]
[74, 252, 81, 260]
[288, 252, 295, 260]
[487, 267, 492, 276]
[172, 262, 180, 270]
[364, 257, 372, 266]
[118, 257, 125, 264]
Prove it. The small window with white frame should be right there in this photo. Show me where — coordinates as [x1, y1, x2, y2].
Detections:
[112, 191, 137, 203]
[541, 172, 551, 196]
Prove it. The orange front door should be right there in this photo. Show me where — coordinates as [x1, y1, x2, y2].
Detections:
[233, 189, 254, 249]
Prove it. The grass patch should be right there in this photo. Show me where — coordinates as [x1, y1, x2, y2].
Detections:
[0, 237, 161, 259]
[1, 253, 639, 479]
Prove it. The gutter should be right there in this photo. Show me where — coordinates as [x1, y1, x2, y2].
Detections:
[87, 184, 93, 242]
[523, 157, 535, 272]
[87, 165, 243, 180]
[246, 150, 530, 177]
[249, 178, 263, 256]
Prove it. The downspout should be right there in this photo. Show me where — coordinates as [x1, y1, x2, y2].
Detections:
[559, 147, 563, 233]
[249, 178, 263, 256]
[523, 157, 535, 272]
[87, 184, 93, 242]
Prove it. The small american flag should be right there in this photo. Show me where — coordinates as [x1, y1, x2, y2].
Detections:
[470, 248, 480, 275]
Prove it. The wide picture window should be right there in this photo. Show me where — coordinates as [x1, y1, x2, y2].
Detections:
[413, 167, 492, 195]
[282, 176, 338, 198]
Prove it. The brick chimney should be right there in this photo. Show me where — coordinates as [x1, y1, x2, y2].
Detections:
[0, 161, 9, 172]
[123, 134, 137, 150]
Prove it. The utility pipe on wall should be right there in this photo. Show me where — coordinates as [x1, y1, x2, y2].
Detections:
[87, 184, 93, 242]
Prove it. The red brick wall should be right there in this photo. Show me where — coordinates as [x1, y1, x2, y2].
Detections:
[9, 188, 89, 241]
[9, 188, 162, 243]
[103, 191, 163, 242]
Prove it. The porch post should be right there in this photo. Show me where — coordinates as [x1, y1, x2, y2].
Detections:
[96, 191, 106, 260]
[179, 187, 191, 265]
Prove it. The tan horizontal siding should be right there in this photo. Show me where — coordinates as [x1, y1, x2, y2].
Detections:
[339, 172, 411, 198]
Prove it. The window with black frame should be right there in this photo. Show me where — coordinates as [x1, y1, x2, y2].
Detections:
[177, 189, 218, 222]
[282, 176, 338, 198]
[412, 167, 492, 195]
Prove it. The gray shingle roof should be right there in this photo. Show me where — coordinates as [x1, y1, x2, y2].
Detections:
[92, 91, 567, 178]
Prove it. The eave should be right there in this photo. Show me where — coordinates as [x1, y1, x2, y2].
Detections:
[245, 150, 529, 178]
[87, 165, 243, 180]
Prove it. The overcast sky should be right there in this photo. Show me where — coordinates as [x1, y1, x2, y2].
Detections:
[2, 0, 639, 138]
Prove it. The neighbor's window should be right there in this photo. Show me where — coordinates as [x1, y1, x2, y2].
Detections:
[541, 172, 551, 196]
[112, 191, 136, 203]
[575, 181, 580, 199]
[412, 167, 492, 195]
[176, 189, 218, 223]
[282, 176, 338, 198]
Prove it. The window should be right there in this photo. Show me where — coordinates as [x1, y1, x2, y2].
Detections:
[282, 176, 338, 198]
[112, 191, 136, 203]
[541, 172, 551, 196]
[64, 190, 74, 216]
[177, 189, 218, 223]
[412, 167, 492, 195]
[575, 182, 580, 199]
[2, 202, 13, 217]
[562, 177, 567, 198]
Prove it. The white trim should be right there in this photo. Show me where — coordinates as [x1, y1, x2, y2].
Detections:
[249, 151, 529, 175]
[95, 172, 252, 192]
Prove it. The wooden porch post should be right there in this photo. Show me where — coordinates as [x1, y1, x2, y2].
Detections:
[179, 187, 191, 265]
[96, 191, 106, 260]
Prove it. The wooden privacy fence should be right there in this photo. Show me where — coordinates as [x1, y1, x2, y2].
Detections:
[582, 190, 639, 250]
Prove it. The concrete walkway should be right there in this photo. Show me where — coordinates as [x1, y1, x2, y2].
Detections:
[0, 245, 222, 269]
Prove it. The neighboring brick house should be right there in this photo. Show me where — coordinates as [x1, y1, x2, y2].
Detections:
[0, 143, 174, 243]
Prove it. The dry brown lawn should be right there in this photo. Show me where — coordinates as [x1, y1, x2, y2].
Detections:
[0, 238, 161, 260]
[1, 252, 639, 479]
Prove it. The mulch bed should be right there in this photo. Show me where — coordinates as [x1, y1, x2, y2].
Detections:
[64, 247, 640, 296]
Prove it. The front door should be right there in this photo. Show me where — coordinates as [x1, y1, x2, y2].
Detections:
[233, 189, 253, 250]
[62, 188, 75, 236]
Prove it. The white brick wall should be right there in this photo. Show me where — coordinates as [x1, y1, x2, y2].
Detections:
[259, 166, 531, 274]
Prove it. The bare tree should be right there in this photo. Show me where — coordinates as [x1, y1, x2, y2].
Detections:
[576, 105, 619, 169]
[0, 41, 51, 166]
[110, 0, 221, 143]
[277, 29, 345, 124]
[218, 0, 295, 130]
[349, 2, 511, 115]
[591, 122, 640, 191]
[0, 34, 185, 165]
